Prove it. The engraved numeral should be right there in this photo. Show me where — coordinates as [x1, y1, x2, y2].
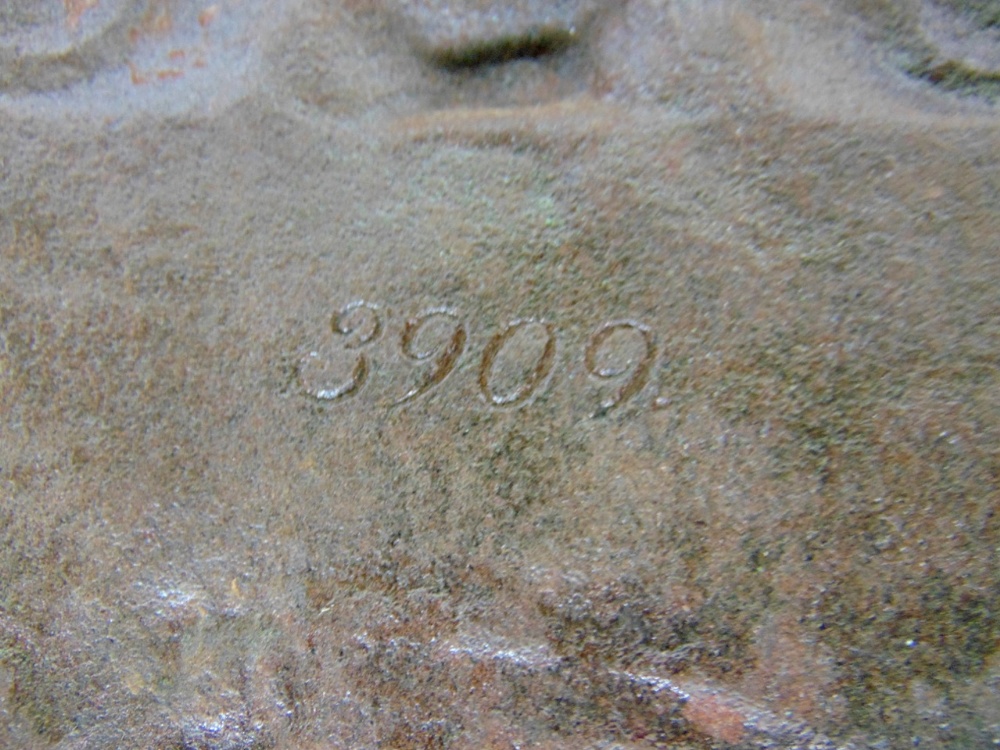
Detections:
[584, 321, 655, 416]
[478, 320, 557, 407]
[299, 301, 382, 401]
[393, 308, 467, 405]
[297, 302, 670, 416]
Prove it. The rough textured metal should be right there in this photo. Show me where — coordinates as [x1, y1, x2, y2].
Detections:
[1, 1, 998, 748]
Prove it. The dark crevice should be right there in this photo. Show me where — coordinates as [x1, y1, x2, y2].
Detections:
[426, 26, 577, 70]
[910, 57, 1000, 100]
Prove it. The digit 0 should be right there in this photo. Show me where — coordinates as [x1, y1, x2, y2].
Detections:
[479, 320, 557, 408]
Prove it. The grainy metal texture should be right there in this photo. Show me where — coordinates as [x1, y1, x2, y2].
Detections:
[1, 1, 998, 748]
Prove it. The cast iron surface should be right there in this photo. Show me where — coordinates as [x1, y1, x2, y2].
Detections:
[1, 1, 998, 748]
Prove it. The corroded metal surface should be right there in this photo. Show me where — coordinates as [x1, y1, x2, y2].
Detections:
[1, 2, 998, 748]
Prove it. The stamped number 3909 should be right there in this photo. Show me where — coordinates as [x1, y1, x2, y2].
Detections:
[297, 301, 671, 415]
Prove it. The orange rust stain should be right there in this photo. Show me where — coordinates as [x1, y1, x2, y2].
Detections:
[156, 68, 184, 81]
[127, 61, 149, 85]
[199, 5, 220, 28]
[743, 613, 842, 725]
[129, 0, 174, 44]
[65, 0, 99, 31]
[127, 62, 185, 85]
[149, 7, 173, 35]
[682, 694, 747, 745]
[168, 49, 186, 61]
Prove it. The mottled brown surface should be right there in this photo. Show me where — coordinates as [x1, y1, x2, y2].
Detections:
[1, 1, 999, 748]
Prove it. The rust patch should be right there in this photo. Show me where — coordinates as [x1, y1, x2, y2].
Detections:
[198, 4, 220, 29]
[64, 0, 99, 32]
[682, 692, 747, 745]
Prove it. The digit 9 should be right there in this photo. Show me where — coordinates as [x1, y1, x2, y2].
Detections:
[392, 308, 467, 405]
[584, 320, 655, 416]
